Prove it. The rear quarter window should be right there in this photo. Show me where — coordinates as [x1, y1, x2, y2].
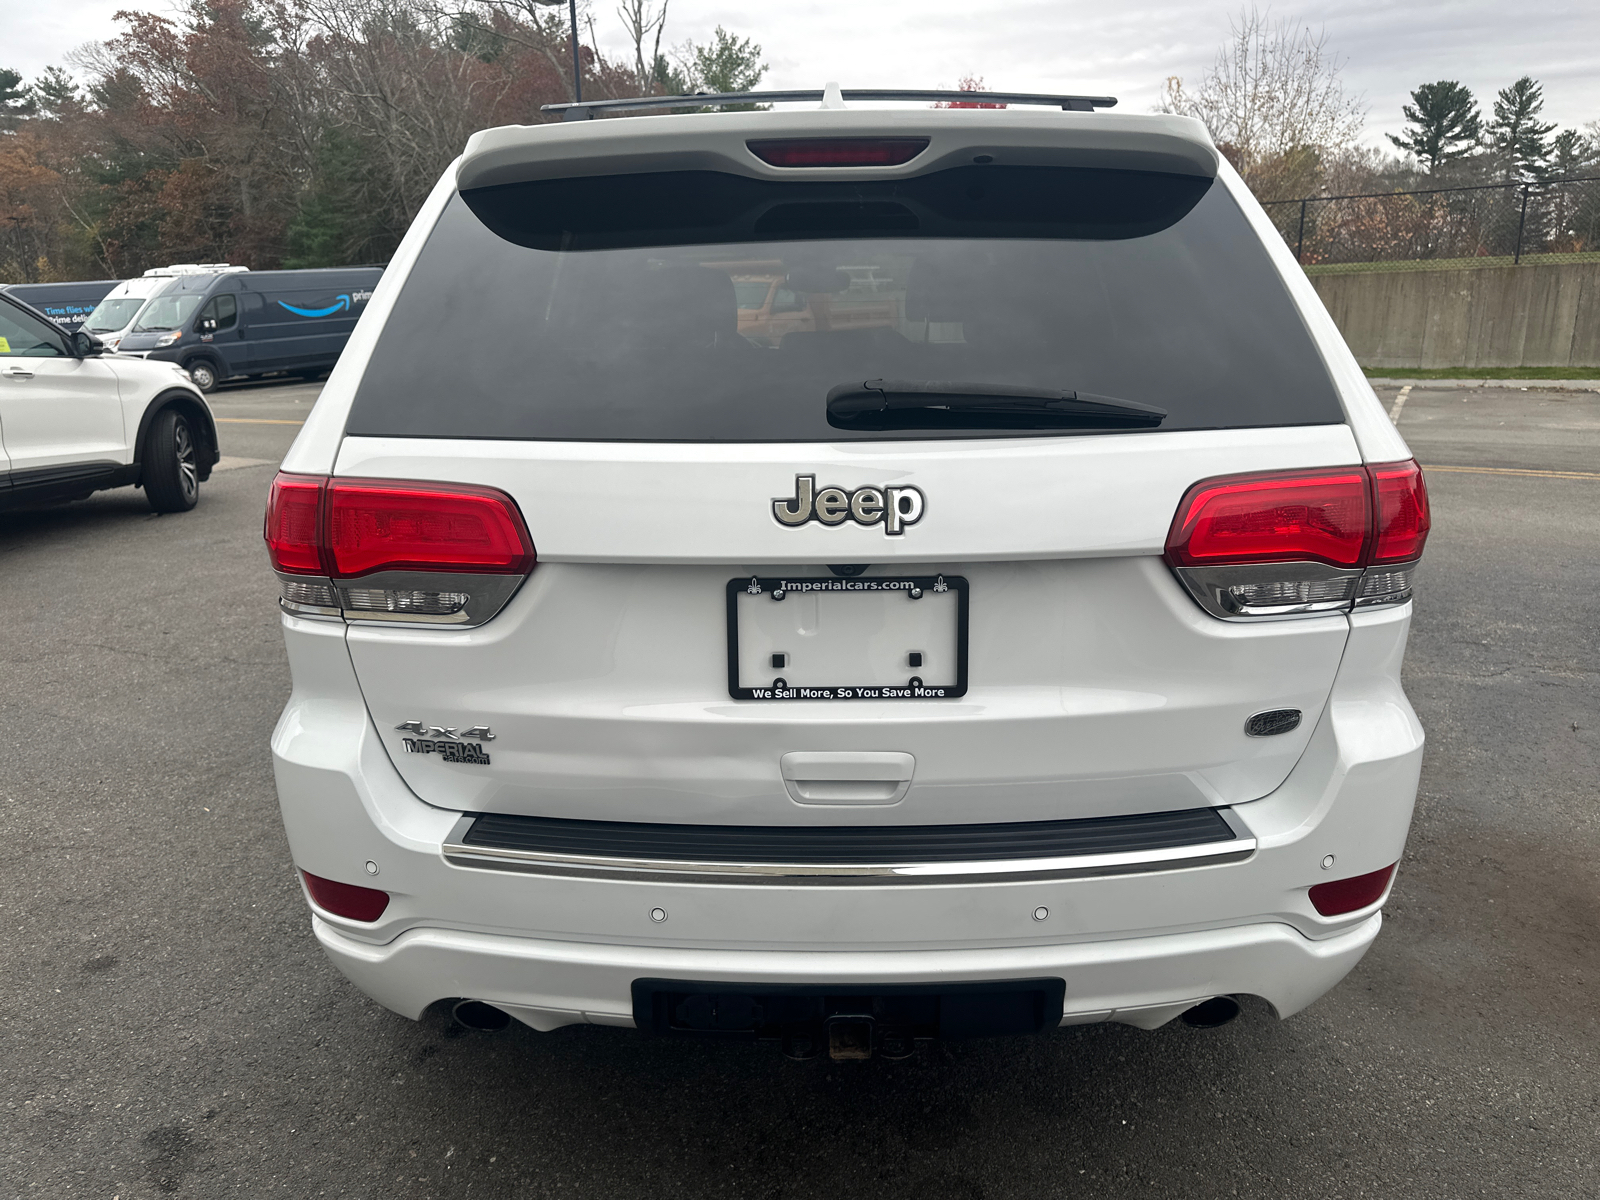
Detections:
[347, 165, 1343, 442]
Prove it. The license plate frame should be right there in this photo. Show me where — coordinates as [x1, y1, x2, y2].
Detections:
[725, 574, 969, 701]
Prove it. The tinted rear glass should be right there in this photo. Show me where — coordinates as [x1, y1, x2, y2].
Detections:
[348, 166, 1343, 442]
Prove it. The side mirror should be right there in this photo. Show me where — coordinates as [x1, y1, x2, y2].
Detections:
[73, 330, 106, 357]
[200, 318, 217, 332]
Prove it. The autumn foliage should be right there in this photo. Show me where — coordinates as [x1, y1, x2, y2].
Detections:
[0, 0, 645, 282]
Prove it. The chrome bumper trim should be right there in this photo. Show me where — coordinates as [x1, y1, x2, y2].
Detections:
[440, 811, 1257, 885]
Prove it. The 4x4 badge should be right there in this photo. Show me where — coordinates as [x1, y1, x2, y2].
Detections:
[772, 475, 924, 536]
[394, 721, 494, 765]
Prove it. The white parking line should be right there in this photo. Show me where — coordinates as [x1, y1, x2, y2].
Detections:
[212, 457, 272, 472]
[1388, 385, 1412, 425]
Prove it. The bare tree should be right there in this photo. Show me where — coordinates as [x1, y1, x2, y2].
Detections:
[1162, 7, 1365, 200]
[616, 0, 669, 94]
[431, 0, 594, 102]
[300, 0, 518, 234]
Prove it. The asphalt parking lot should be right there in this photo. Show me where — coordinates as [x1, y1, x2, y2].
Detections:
[3, 380, 1597, 1198]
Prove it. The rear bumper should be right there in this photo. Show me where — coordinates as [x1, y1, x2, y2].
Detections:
[273, 603, 1422, 1032]
[313, 910, 1381, 1031]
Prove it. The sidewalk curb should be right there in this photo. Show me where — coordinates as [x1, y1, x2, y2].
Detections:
[1366, 377, 1600, 392]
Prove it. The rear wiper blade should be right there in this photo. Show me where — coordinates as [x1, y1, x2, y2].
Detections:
[826, 380, 1166, 430]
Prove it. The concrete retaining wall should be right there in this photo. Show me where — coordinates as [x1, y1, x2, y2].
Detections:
[1309, 262, 1600, 369]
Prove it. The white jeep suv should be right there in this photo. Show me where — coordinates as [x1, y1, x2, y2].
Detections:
[265, 90, 1429, 1058]
[0, 292, 217, 513]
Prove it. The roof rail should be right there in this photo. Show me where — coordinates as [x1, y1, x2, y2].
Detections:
[543, 87, 1118, 122]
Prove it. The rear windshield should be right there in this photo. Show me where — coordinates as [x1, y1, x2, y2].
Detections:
[348, 165, 1343, 442]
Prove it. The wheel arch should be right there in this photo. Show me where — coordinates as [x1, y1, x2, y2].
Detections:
[133, 388, 220, 483]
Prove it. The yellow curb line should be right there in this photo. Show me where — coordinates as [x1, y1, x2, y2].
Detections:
[1423, 464, 1600, 480]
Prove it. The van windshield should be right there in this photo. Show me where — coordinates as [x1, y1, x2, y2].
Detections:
[348, 166, 1344, 442]
[85, 298, 146, 333]
[134, 295, 206, 332]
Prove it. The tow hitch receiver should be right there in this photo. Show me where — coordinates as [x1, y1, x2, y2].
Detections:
[633, 979, 1065, 1059]
[828, 1018, 873, 1060]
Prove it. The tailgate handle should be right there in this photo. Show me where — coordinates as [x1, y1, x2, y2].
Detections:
[780, 752, 914, 806]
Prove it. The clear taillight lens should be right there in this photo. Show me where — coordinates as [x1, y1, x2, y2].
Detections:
[264, 473, 535, 625]
[1166, 461, 1428, 620]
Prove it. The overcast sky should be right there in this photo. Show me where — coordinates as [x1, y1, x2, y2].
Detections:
[2, 0, 1596, 149]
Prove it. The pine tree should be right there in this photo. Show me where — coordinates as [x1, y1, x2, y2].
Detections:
[1386, 81, 1481, 172]
[689, 27, 765, 96]
[0, 67, 37, 129]
[1547, 129, 1595, 181]
[30, 66, 82, 118]
[1487, 76, 1557, 182]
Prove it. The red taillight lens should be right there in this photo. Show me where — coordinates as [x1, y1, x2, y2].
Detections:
[1309, 863, 1396, 916]
[301, 870, 389, 922]
[1166, 469, 1371, 568]
[1369, 460, 1431, 563]
[746, 137, 930, 167]
[264, 473, 329, 574]
[327, 480, 534, 578]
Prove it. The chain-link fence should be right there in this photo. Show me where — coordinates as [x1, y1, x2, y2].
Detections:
[1261, 176, 1600, 273]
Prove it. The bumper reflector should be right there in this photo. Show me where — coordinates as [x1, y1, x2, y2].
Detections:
[1309, 863, 1395, 916]
[301, 870, 390, 922]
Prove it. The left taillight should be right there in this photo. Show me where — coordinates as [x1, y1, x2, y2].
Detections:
[264, 472, 535, 626]
[1165, 460, 1429, 620]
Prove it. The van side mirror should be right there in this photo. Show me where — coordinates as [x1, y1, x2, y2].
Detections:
[73, 330, 106, 357]
[200, 318, 218, 332]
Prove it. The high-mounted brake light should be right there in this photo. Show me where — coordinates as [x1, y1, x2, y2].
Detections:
[265, 473, 535, 626]
[746, 138, 930, 168]
[301, 870, 390, 922]
[1309, 863, 1395, 916]
[1165, 461, 1428, 619]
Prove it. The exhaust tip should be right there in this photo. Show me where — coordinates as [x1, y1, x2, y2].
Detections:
[1180, 996, 1242, 1029]
[452, 999, 512, 1032]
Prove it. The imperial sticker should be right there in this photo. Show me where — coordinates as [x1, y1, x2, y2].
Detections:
[773, 475, 924, 536]
[401, 737, 491, 764]
[394, 721, 494, 765]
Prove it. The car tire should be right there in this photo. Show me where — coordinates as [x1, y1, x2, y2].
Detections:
[143, 407, 201, 513]
[186, 359, 219, 392]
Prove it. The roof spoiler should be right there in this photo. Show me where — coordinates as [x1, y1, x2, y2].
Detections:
[544, 85, 1118, 123]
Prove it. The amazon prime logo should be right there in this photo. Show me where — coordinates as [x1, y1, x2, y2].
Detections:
[773, 475, 924, 536]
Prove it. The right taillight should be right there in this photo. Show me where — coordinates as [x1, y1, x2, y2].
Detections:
[264, 472, 535, 626]
[1166, 460, 1428, 619]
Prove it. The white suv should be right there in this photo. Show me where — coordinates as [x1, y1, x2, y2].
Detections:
[0, 292, 217, 512]
[265, 90, 1429, 1058]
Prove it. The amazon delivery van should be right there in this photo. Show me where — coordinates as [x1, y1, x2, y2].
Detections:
[83, 265, 247, 351]
[1, 278, 122, 334]
[115, 266, 383, 392]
